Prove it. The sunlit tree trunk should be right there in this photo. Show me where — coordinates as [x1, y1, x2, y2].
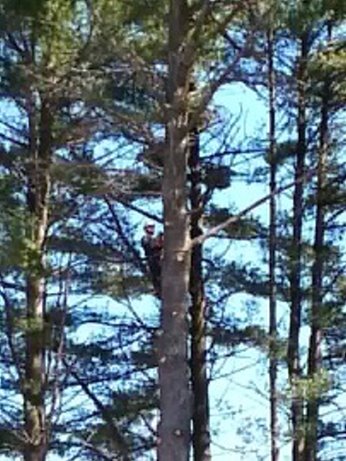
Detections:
[157, 1, 192, 460]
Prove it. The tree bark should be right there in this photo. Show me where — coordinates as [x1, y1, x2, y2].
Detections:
[157, 1, 192, 461]
[267, 24, 279, 461]
[188, 121, 211, 461]
[24, 98, 52, 461]
[287, 30, 309, 461]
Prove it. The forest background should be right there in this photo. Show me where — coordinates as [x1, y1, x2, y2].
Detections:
[0, 1, 345, 461]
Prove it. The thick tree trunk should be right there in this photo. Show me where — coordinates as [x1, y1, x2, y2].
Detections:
[267, 25, 279, 461]
[287, 32, 309, 461]
[24, 99, 52, 461]
[188, 123, 211, 461]
[157, 1, 192, 461]
[304, 24, 331, 461]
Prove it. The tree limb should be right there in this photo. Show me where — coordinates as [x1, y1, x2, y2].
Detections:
[189, 169, 316, 248]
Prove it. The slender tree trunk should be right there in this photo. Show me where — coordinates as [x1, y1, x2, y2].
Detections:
[267, 24, 279, 461]
[287, 31, 309, 461]
[188, 121, 211, 461]
[24, 99, 52, 461]
[304, 23, 332, 461]
[157, 1, 192, 460]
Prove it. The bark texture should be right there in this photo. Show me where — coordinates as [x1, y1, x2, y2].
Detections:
[267, 24, 279, 461]
[157, 1, 192, 460]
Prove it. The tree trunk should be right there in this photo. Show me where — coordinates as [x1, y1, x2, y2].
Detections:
[304, 23, 331, 461]
[287, 31, 309, 461]
[188, 121, 211, 461]
[267, 24, 279, 461]
[24, 98, 52, 461]
[157, 1, 192, 460]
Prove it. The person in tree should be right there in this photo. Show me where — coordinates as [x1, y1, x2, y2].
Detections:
[141, 222, 163, 297]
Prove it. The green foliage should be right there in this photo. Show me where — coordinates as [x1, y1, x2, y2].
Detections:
[0, 0, 345, 460]
[287, 369, 331, 401]
[0, 426, 22, 456]
[264, 140, 297, 166]
[211, 323, 268, 348]
[207, 205, 266, 240]
[0, 210, 43, 274]
[309, 43, 346, 104]
[1, 0, 88, 69]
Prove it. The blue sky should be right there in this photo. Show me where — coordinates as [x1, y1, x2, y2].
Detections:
[1, 68, 345, 461]
[60, 83, 271, 461]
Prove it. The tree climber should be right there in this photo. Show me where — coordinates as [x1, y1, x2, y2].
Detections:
[141, 222, 163, 297]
